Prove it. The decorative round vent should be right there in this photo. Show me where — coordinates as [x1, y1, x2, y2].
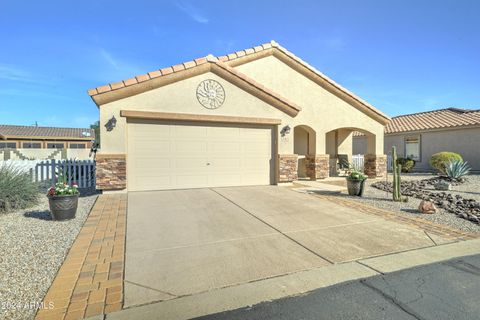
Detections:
[196, 79, 225, 109]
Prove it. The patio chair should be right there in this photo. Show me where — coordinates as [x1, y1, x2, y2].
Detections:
[337, 154, 350, 176]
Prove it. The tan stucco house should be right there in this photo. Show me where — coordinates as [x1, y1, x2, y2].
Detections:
[88, 41, 390, 192]
[353, 108, 480, 171]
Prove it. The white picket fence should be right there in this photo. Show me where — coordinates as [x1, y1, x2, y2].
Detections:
[351, 154, 393, 173]
[387, 155, 393, 171]
[1, 159, 96, 188]
[351, 154, 364, 171]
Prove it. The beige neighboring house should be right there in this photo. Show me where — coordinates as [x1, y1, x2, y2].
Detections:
[88, 41, 390, 192]
[0, 125, 94, 160]
[353, 108, 480, 171]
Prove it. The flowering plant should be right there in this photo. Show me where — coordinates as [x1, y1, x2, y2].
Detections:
[346, 168, 367, 181]
[47, 182, 79, 197]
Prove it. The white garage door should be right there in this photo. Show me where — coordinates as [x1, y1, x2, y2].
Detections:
[127, 120, 274, 191]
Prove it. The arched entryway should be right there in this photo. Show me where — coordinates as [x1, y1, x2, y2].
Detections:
[325, 127, 376, 176]
[294, 125, 316, 179]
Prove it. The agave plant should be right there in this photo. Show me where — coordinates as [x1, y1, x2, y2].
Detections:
[444, 160, 471, 180]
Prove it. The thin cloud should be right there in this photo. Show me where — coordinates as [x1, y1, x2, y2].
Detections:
[323, 36, 346, 51]
[0, 64, 34, 82]
[97, 47, 144, 79]
[175, 0, 209, 24]
[99, 48, 120, 69]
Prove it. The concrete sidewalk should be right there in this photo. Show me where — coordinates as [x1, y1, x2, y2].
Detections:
[104, 238, 480, 320]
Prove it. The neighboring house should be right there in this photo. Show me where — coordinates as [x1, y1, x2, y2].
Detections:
[0, 125, 95, 160]
[88, 41, 390, 192]
[353, 108, 480, 171]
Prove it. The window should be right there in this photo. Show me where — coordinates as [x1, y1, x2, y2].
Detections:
[405, 136, 421, 161]
[47, 143, 65, 149]
[23, 142, 42, 148]
[0, 142, 16, 149]
[69, 143, 86, 149]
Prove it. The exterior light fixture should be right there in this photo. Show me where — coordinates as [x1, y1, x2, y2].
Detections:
[280, 125, 291, 137]
[105, 116, 117, 132]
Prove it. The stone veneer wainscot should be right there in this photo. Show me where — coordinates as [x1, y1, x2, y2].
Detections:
[278, 154, 298, 183]
[96, 154, 127, 190]
[364, 154, 387, 179]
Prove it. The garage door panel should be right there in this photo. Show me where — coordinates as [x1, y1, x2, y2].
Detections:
[175, 157, 209, 170]
[208, 142, 241, 154]
[243, 143, 270, 154]
[132, 141, 171, 153]
[134, 158, 172, 168]
[208, 126, 241, 138]
[209, 158, 241, 169]
[128, 121, 274, 191]
[174, 125, 208, 138]
[174, 141, 208, 153]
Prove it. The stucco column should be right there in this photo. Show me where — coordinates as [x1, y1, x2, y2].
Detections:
[277, 154, 298, 183]
[305, 154, 330, 180]
[336, 129, 353, 160]
[364, 154, 387, 178]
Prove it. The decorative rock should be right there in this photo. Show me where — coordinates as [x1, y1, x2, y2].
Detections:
[418, 200, 438, 214]
[435, 180, 452, 191]
[372, 177, 479, 224]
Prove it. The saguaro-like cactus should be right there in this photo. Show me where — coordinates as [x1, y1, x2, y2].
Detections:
[392, 146, 403, 202]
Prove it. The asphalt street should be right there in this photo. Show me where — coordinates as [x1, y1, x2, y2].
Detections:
[194, 254, 480, 320]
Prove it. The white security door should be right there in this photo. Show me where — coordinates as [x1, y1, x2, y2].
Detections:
[127, 120, 274, 191]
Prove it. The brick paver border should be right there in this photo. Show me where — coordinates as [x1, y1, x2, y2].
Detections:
[36, 194, 127, 320]
[314, 193, 479, 241]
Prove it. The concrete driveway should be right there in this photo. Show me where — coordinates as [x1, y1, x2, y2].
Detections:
[124, 186, 443, 307]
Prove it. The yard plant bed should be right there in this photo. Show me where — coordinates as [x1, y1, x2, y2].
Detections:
[372, 178, 480, 224]
[0, 193, 97, 320]
[339, 174, 480, 234]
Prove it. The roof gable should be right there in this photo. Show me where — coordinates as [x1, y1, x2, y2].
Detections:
[88, 55, 300, 117]
[88, 41, 389, 123]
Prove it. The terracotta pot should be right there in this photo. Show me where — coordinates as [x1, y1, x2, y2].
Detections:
[48, 194, 79, 220]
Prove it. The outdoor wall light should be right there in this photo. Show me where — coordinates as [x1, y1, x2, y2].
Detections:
[105, 116, 117, 132]
[280, 125, 291, 137]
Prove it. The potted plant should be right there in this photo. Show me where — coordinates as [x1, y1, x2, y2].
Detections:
[47, 181, 79, 220]
[346, 169, 367, 196]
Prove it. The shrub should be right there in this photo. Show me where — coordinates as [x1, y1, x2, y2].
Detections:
[429, 152, 463, 174]
[445, 160, 471, 180]
[396, 157, 416, 173]
[0, 164, 40, 213]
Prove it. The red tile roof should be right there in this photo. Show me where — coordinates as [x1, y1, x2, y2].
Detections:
[87, 41, 388, 123]
[385, 108, 480, 134]
[353, 108, 480, 137]
[0, 125, 95, 140]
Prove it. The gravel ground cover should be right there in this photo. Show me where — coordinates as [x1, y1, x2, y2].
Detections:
[336, 174, 480, 234]
[0, 191, 97, 320]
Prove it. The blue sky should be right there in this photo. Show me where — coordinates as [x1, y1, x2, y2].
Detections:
[0, 0, 478, 128]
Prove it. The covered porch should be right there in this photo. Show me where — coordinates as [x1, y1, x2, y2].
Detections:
[278, 125, 386, 183]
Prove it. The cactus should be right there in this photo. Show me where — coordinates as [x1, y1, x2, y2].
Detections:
[392, 146, 406, 202]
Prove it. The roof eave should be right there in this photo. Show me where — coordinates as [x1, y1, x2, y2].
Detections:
[89, 60, 300, 117]
[221, 43, 391, 125]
